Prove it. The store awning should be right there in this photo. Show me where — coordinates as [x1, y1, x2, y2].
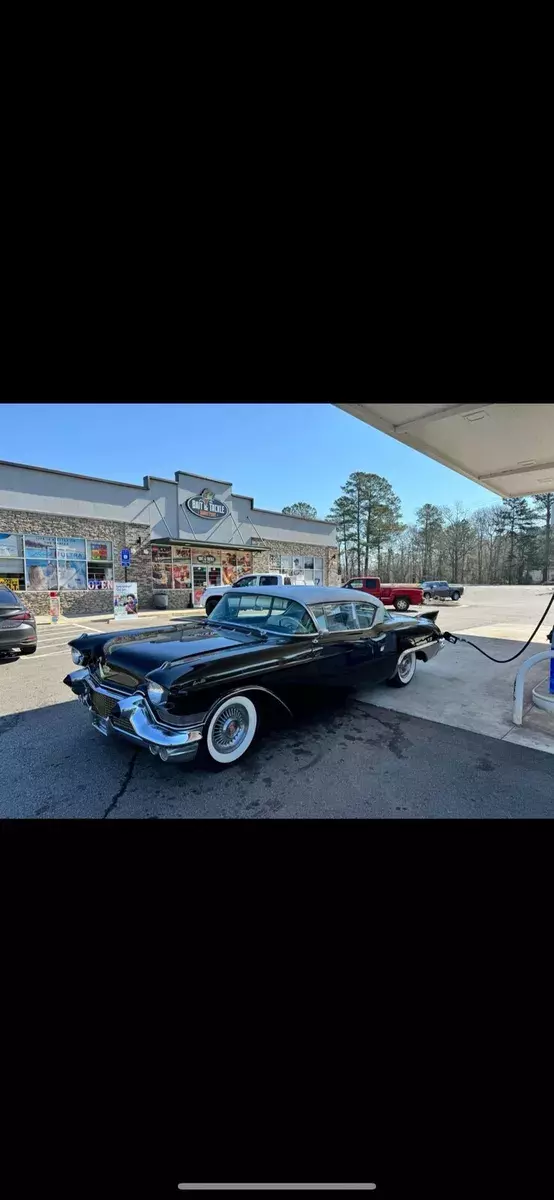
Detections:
[150, 539, 266, 552]
[334, 403, 554, 498]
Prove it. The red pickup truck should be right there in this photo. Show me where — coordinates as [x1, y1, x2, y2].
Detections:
[343, 576, 423, 612]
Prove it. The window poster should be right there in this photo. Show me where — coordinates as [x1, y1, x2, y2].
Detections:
[173, 546, 191, 561]
[152, 560, 172, 587]
[25, 559, 58, 590]
[222, 552, 238, 585]
[56, 537, 86, 560]
[152, 545, 172, 561]
[88, 542, 111, 561]
[236, 552, 253, 573]
[172, 565, 191, 588]
[57, 559, 87, 589]
[0, 534, 20, 558]
[24, 535, 57, 560]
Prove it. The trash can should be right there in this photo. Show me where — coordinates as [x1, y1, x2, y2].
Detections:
[153, 591, 169, 610]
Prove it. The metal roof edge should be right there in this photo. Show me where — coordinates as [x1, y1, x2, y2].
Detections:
[0, 459, 148, 492]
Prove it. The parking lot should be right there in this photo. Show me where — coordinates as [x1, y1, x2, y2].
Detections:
[1, 587, 552, 818]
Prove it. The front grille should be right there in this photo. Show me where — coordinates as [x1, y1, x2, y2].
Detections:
[91, 691, 118, 719]
[111, 714, 136, 735]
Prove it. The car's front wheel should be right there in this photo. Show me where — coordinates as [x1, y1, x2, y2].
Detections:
[451, 591, 460, 601]
[387, 652, 416, 687]
[423, 591, 432, 601]
[204, 597, 218, 616]
[202, 694, 259, 768]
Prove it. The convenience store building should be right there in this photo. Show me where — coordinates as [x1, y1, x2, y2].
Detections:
[0, 460, 338, 615]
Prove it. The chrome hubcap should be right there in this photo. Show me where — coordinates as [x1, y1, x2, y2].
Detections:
[398, 654, 414, 680]
[211, 704, 249, 753]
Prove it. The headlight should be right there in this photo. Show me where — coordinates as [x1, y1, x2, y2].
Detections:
[71, 648, 84, 664]
[146, 682, 166, 706]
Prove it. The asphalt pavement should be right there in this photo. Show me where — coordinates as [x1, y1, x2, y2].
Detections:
[1, 610, 552, 818]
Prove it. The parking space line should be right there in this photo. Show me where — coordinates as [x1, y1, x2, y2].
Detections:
[61, 621, 104, 634]
[36, 641, 72, 648]
[21, 648, 72, 659]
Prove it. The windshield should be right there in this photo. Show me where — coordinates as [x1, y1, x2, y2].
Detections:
[207, 592, 317, 635]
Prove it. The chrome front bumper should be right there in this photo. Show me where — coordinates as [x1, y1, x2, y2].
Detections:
[64, 668, 202, 762]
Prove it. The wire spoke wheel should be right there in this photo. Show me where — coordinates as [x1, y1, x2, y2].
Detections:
[205, 695, 258, 765]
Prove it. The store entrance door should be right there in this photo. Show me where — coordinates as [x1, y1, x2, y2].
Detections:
[193, 564, 222, 607]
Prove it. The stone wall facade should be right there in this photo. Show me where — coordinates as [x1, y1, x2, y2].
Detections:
[0, 507, 152, 616]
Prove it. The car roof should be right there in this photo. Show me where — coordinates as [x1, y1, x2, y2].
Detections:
[227, 585, 379, 605]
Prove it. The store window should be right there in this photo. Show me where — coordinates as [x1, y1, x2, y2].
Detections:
[86, 541, 113, 588]
[0, 533, 25, 590]
[274, 553, 324, 585]
[24, 535, 58, 590]
[150, 545, 254, 599]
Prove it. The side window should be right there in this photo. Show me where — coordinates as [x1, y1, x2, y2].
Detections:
[356, 603, 377, 629]
[238, 594, 271, 616]
[259, 575, 279, 586]
[365, 578, 378, 589]
[323, 603, 358, 632]
[234, 575, 256, 587]
[310, 605, 328, 632]
[283, 576, 292, 585]
[348, 579, 363, 589]
[265, 599, 316, 634]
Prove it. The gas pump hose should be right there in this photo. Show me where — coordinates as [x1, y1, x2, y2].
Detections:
[442, 590, 554, 664]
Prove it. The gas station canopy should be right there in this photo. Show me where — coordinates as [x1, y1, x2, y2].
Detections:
[334, 403, 554, 498]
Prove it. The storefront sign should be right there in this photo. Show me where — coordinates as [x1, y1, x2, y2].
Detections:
[113, 582, 138, 618]
[0, 575, 19, 589]
[185, 489, 229, 520]
[191, 547, 221, 565]
[0, 534, 19, 558]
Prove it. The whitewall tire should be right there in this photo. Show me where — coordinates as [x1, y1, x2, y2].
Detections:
[387, 653, 417, 688]
[204, 695, 258, 766]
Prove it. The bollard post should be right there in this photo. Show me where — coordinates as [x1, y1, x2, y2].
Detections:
[49, 590, 60, 624]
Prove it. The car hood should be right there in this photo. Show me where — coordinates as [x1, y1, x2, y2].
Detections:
[103, 621, 247, 673]
[69, 619, 258, 689]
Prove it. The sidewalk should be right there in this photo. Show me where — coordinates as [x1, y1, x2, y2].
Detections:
[35, 607, 204, 627]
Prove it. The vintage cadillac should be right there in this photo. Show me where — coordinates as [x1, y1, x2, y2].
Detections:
[63, 586, 444, 768]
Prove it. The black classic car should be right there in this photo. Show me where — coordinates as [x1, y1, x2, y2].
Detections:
[63, 586, 444, 769]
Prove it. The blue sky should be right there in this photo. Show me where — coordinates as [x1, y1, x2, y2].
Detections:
[1, 402, 498, 524]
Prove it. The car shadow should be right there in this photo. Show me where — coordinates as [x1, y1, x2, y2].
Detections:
[0, 651, 21, 665]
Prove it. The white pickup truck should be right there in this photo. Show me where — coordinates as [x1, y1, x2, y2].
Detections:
[201, 572, 292, 615]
